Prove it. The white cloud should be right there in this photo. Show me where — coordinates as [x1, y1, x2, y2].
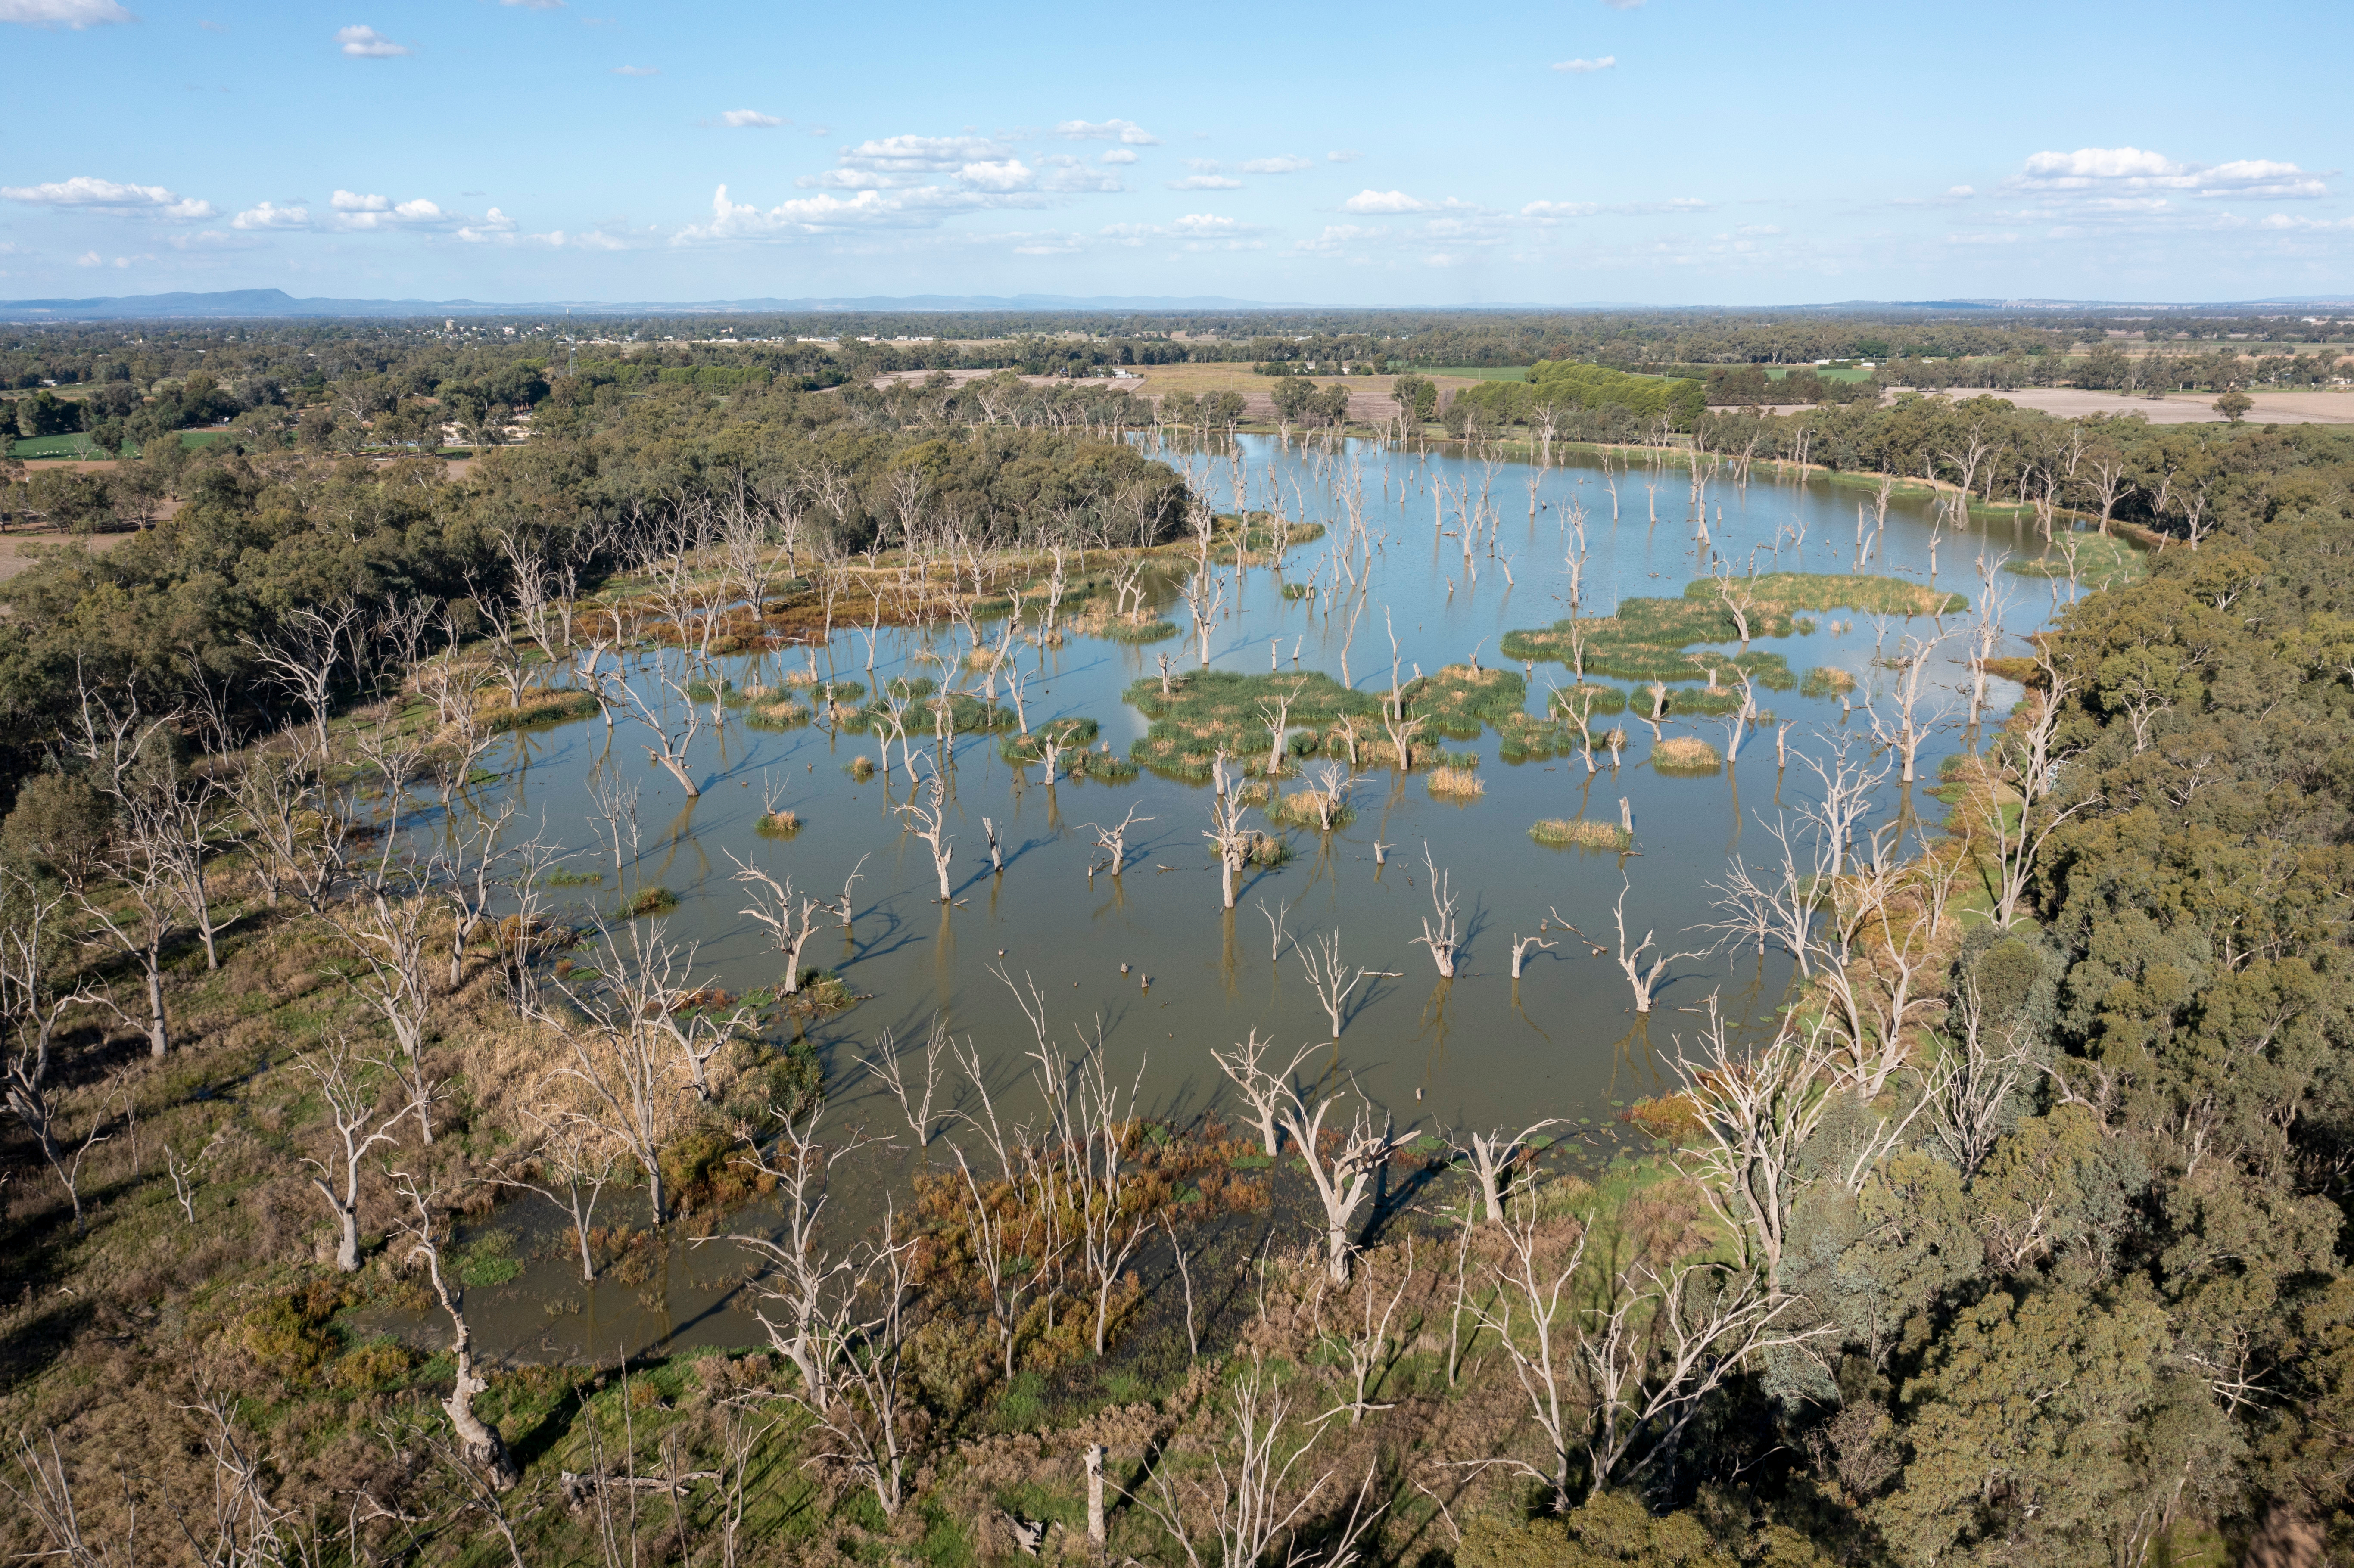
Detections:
[2258, 213, 2354, 231]
[327, 191, 452, 230]
[1101, 148, 1137, 165]
[1602, 0, 1644, 8]
[721, 109, 784, 128]
[610, 64, 658, 75]
[1343, 189, 1429, 213]
[1552, 55, 1615, 72]
[4, 175, 191, 212]
[335, 24, 410, 56]
[2014, 146, 2327, 201]
[1949, 185, 1975, 197]
[1521, 199, 1600, 219]
[0, 0, 132, 26]
[1040, 165, 1123, 193]
[1168, 174, 1242, 190]
[1327, 150, 1361, 163]
[1055, 118, 1158, 146]
[958, 159, 1034, 193]
[500, 0, 562, 7]
[230, 200, 309, 229]
[455, 207, 519, 241]
[75, 250, 102, 266]
[1242, 154, 1311, 174]
[675, 184, 919, 241]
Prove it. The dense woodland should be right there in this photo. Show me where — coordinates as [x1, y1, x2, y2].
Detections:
[1, 313, 2353, 1564]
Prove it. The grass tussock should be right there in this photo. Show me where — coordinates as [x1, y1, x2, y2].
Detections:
[1427, 766, 1486, 799]
[1531, 818, 1634, 851]
[480, 688, 601, 733]
[756, 809, 801, 838]
[1652, 737, 1725, 774]
[1800, 666, 1858, 699]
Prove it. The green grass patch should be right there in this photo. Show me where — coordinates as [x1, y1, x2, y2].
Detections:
[1502, 572, 1952, 682]
[2005, 531, 2146, 590]
[1531, 818, 1634, 851]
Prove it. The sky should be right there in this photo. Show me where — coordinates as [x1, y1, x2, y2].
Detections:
[2, 0, 2350, 308]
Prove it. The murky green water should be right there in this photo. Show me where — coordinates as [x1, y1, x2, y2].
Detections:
[411, 436, 2081, 1362]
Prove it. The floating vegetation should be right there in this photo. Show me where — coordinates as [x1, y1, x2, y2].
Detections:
[1531, 818, 1634, 851]
[1000, 716, 1102, 765]
[542, 867, 604, 887]
[756, 809, 801, 838]
[1428, 766, 1485, 799]
[1502, 572, 1954, 682]
[1434, 749, 1482, 770]
[626, 885, 679, 917]
[849, 756, 876, 781]
[1800, 666, 1858, 699]
[1547, 683, 1631, 718]
[1280, 582, 1314, 600]
[1651, 737, 1725, 775]
[1127, 669, 1381, 780]
[684, 678, 733, 703]
[742, 697, 811, 730]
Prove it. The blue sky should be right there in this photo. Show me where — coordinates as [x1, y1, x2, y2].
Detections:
[2, 0, 2349, 307]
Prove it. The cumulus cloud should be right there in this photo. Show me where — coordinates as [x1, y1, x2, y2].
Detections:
[1342, 189, 1429, 213]
[455, 208, 519, 241]
[230, 201, 308, 229]
[676, 184, 907, 240]
[1, 176, 215, 220]
[336, 24, 410, 56]
[611, 64, 658, 75]
[75, 250, 103, 266]
[1101, 148, 1138, 165]
[1168, 174, 1242, 190]
[1521, 199, 1600, 218]
[1242, 155, 1311, 174]
[1552, 56, 1615, 72]
[957, 159, 1034, 193]
[811, 134, 1009, 187]
[1055, 118, 1158, 145]
[0, 0, 132, 27]
[2258, 213, 2354, 230]
[2015, 146, 2327, 201]
[327, 190, 454, 230]
[1327, 150, 1361, 162]
[721, 109, 784, 128]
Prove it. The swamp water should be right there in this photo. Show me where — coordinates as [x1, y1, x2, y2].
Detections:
[399, 436, 2090, 1364]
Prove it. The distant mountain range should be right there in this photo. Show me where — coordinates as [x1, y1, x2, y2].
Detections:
[3, 288, 2347, 321]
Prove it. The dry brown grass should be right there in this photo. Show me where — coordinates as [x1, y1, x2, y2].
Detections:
[1427, 766, 1486, 798]
[1652, 737, 1724, 774]
[1531, 818, 1632, 851]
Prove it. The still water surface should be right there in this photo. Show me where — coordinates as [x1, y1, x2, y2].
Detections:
[411, 436, 2084, 1361]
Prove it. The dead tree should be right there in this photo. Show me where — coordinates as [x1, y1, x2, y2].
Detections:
[1276, 1078, 1401, 1284]
[1610, 876, 1696, 1014]
[1818, 838, 1960, 1096]
[1669, 996, 1838, 1291]
[1411, 842, 1461, 979]
[0, 869, 101, 1223]
[730, 855, 827, 995]
[1204, 792, 1251, 911]
[1455, 1120, 1565, 1223]
[493, 1106, 623, 1283]
[1863, 628, 1951, 786]
[243, 600, 361, 754]
[617, 651, 706, 796]
[1082, 803, 1153, 878]
[726, 1100, 868, 1407]
[895, 769, 956, 903]
[1317, 1239, 1414, 1425]
[1211, 1029, 1314, 1156]
[1976, 657, 2095, 929]
[395, 1176, 520, 1488]
[330, 879, 441, 1142]
[234, 737, 348, 912]
[536, 921, 687, 1224]
[1133, 1352, 1382, 1568]
[299, 1041, 403, 1273]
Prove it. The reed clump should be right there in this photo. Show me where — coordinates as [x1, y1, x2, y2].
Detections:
[1652, 737, 1725, 774]
[1428, 766, 1486, 798]
[1531, 818, 1633, 851]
